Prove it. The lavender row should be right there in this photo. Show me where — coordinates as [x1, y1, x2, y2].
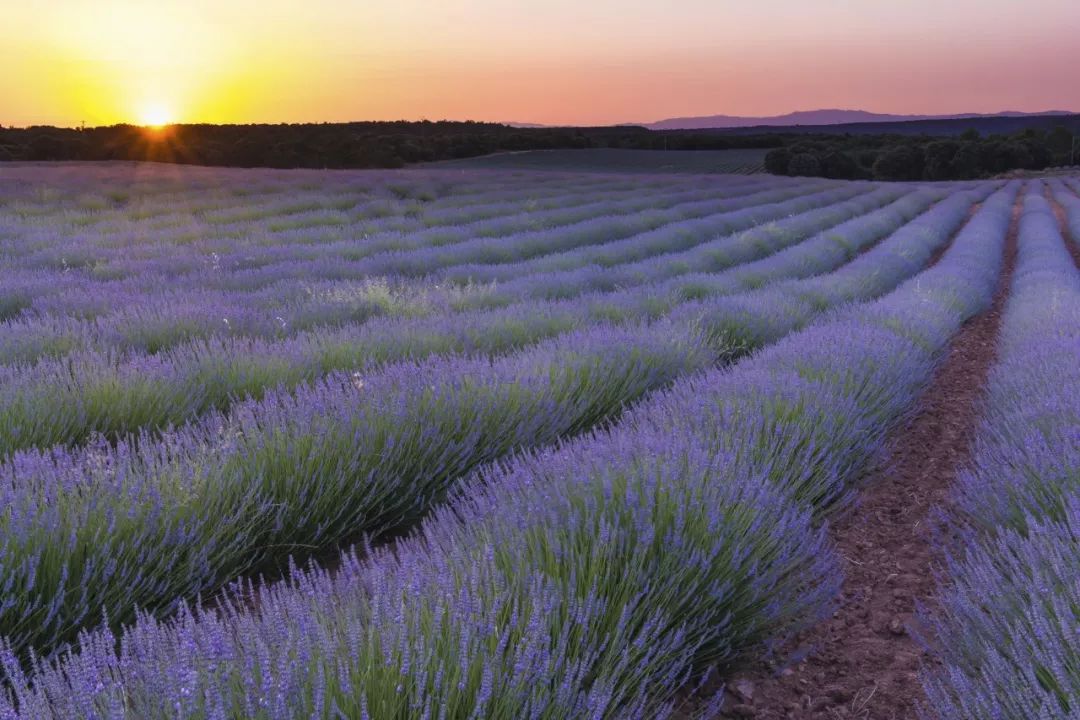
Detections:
[434, 184, 885, 284]
[51, 178, 758, 274]
[311, 183, 842, 279]
[0, 166, 605, 209]
[1057, 177, 1080, 247]
[184, 174, 692, 232]
[0, 178, 771, 319]
[166, 182, 831, 296]
[920, 185, 1080, 719]
[3, 175, 773, 273]
[0, 181, 829, 363]
[0, 184, 991, 664]
[0, 184, 850, 369]
[0, 172, 755, 301]
[0, 179, 790, 342]
[0, 168, 697, 249]
[0, 171, 603, 261]
[670, 182, 1007, 370]
[0, 183, 1017, 719]
[0, 185, 934, 455]
[0, 171, 759, 262]
[454, 186, 940, 309]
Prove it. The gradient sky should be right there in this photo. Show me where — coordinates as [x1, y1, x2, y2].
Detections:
[4, 0, 1079, 127]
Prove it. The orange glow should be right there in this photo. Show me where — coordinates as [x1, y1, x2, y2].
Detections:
[2, 0, 1079, 127]
[4, 1, 246, 127]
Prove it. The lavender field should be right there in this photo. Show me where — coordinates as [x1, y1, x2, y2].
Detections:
[0, 163, 1077, 718]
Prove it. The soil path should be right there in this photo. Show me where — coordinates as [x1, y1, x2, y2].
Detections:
[713, 190, 1021, 720]
[1045, 183, 1080, 268]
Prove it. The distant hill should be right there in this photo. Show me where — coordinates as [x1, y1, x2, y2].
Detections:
[699, 113, 1080, 137]
[647, 109, 1076, 130]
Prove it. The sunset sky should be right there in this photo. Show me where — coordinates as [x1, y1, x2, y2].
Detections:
[4, 0, 1080, 127]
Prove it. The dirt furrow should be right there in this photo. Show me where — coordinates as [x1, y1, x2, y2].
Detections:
[1044, 183, 1080, 268]
[713, 191, 1021, 720]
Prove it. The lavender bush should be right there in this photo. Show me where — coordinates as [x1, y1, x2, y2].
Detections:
[921, 183, 1080, 719]
[0, 171, 1016, 717]
[0, 185, 901, 456]
[0, 180, 999, 660]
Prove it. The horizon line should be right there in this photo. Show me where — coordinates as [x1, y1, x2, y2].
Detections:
[5, 107, 1080, 132]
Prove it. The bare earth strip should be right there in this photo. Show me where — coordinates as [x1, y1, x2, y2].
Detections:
[1045, 183, 1080, 268]
[713, 192, 1021, 720]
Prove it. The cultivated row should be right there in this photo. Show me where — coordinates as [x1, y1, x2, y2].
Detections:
[0, 182, 1018, 718]
[0, 181, 837, 363]
[920, 183, 1080, 719]
[0, 184, 993, 659]
[0, 185, 903, 455]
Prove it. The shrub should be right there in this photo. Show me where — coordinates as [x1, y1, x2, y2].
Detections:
[764, 147, 792, 175]
[819, 151, 860, 180]
[787, 153, 822, 177]
[950, 142, 983, 177]
[872, 144, 924, 181]
[923, 140, 959, 180]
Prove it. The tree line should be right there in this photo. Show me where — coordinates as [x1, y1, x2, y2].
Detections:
[0, 121, 778, 168]
[2, 121, 1073, 180]
[763, 127, 1077, 180]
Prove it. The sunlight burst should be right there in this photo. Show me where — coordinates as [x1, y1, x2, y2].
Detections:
[138, 102, 174, 128]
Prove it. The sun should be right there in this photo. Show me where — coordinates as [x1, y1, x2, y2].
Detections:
[137, 102, 174, 128]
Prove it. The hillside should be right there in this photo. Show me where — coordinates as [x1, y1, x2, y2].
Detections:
[647, 109, 1076, 131]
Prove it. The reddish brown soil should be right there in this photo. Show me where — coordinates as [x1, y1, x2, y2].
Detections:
[1044, 184, 1080, 268]
[710, 193, 1020, 720]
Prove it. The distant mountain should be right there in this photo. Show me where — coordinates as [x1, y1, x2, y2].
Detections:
[706, 113, 1080, 138]
[646, 109, 1075, 130]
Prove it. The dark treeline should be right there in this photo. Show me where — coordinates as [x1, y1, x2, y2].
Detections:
[763, 127, 1078, 180]
[0, 121, 779, 168]
[2, 121, 1074, 180]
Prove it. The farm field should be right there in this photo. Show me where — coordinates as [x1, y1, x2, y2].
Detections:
[0, 162, 1078, 719]
[425, 147, 769, 174]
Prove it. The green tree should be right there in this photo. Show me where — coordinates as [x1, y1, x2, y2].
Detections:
[820, 151, 859, 179]
[787, 153, 822, 177]
[924, 141, 959, 180]
[1047, 126, 1074, 165]
[872, 145, 924, 181]
[764, 148, 791, 175]
[950, 143, 982, 178]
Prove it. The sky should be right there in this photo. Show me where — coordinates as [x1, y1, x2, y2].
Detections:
[3, 0, 1080, 127]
